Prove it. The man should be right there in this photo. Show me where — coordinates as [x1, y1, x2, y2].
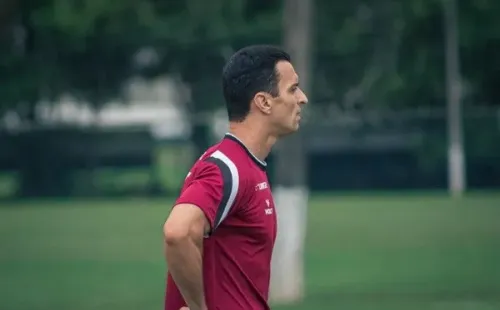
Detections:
[163, 45, 308, 310]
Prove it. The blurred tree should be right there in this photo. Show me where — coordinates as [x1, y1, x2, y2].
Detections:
[0, 0, 498, 198]
[1, 0, 498, 122]
[313, 0, 500, 111]
[0, 0, 283, 195]
[0, 0, 281, 121]
[0, 0, 17, 32]
[459, 0, 500, 106]
[0, 0, 149, 122]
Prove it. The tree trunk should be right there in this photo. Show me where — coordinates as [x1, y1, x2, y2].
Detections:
[443, 0, 466, 197]
[270, 0, 313, 304]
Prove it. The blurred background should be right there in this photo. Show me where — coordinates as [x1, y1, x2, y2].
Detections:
[0, 0, 499, 309]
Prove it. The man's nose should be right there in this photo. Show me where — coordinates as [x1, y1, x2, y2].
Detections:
[299, 89, 308, 105]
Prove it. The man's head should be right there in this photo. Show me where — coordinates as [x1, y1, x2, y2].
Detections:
[222, 45, 308, 136]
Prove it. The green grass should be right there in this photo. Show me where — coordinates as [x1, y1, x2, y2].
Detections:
[0, 193, 499, 310]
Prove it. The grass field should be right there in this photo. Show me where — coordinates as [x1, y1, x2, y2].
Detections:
[0, 193, 499, 310]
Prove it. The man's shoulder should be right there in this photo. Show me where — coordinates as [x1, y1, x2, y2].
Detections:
[187, 141, 260, 190]
[197, 140, 257, 171]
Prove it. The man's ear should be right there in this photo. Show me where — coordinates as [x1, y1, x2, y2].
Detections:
[253, 92, 272, 115]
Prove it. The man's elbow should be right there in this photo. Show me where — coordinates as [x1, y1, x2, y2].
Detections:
[163, 221, 190, 246]
[163, 204, 208, 246]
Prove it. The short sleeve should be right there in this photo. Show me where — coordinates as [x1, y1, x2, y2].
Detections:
[175, 151, 240, 233]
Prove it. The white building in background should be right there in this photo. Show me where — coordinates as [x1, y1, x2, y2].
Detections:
[2, 45, 232, 139]
[2, 75, 197, 139]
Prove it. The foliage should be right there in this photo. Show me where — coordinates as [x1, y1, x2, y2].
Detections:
[0, 0, 281, 122]
[313, 0, 500, 109]
[0, 0, 498, 121]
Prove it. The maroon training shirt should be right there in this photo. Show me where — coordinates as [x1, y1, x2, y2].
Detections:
[165, 133, 277, 310]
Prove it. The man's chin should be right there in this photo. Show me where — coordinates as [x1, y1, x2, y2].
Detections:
[292, 121, 301, 132]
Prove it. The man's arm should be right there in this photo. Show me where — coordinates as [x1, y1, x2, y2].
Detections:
[164, 155, 238, 309]
[164, 203, 211, 310]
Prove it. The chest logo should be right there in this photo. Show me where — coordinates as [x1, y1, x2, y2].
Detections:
[264, 199, 273, 215]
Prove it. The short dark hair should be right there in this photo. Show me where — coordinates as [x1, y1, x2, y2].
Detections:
[222, 45, 291, 122]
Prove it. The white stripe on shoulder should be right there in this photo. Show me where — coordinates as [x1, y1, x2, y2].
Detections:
[211, 150, 239, 228]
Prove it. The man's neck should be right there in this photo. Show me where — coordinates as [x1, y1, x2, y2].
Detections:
[228, 122, 276, 162]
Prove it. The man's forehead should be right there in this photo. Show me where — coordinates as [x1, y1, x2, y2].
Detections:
[276, 61, 298, 83]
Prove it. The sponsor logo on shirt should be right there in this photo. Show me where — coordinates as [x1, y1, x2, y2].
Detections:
[255, 181, 268, 191]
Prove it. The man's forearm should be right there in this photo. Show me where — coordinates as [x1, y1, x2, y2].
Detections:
[165, 237, 206, 310]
